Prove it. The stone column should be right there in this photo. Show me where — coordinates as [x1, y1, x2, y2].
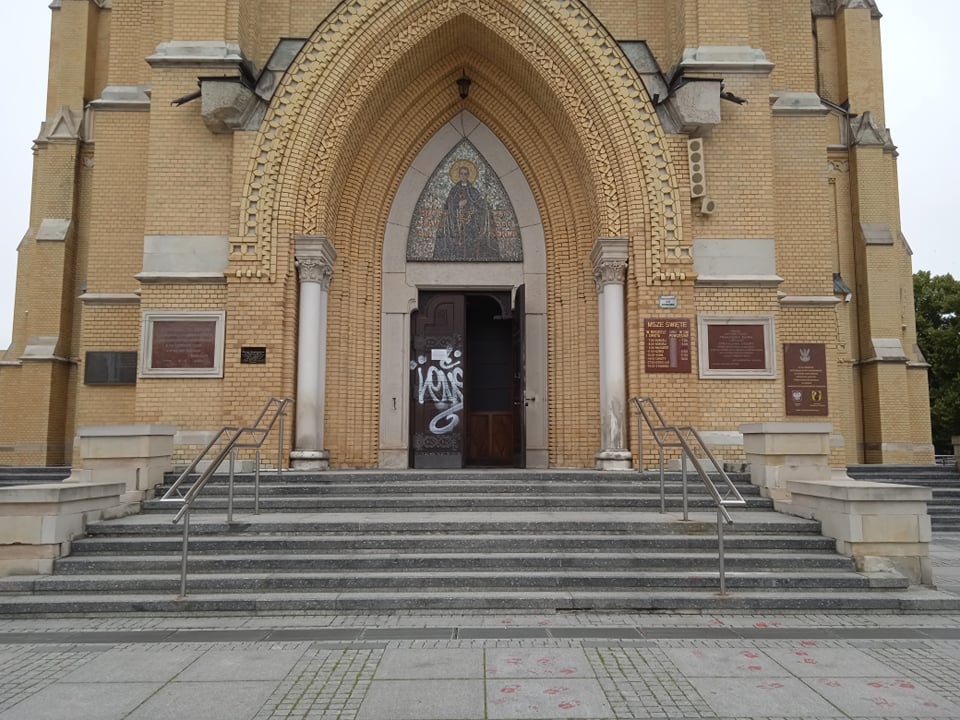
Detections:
[953, 437, 960, 472]
[291, 236, 337, 469]
[591, 238, 632, 470]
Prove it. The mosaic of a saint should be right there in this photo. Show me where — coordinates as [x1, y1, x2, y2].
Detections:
[406, 139, 522, 263]
[434, 160, 497, 261]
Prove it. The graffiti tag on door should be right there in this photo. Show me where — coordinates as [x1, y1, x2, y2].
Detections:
[411, 348, 463, 434]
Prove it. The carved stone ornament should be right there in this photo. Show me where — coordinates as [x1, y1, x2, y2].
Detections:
[594, 260, 628, 289]
[296, 257, 334, 289]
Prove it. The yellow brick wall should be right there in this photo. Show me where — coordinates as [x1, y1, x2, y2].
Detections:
[3, 0, 935, 469]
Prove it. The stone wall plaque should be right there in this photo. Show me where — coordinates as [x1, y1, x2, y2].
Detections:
[706, 324, 766, 370]
[84, 351, 138, 385]
[644, 318, 691, 373]
[784, 343, 828, 416]
[241, 346, 267, 364]
[150, 320, 217, 369]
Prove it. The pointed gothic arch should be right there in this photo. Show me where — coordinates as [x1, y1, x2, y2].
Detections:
[236, 0, 686, 285]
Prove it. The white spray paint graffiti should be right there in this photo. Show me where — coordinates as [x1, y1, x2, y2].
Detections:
[410, 348, 464, 434]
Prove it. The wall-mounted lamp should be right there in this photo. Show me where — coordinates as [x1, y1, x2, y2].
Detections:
[456, 73, 471, 100]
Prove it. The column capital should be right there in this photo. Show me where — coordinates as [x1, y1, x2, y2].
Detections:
[295, 235, 337, 289]
[591, 237, 629, 289]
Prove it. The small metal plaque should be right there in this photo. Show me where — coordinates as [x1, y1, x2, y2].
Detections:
[644, 318, 691, 373]
[84, 351, 138, 385]
[706, 324, 767, 370]
[240, 346, 267, 364]
[151, 320, 217, 369]
[784, 343, 828, 416]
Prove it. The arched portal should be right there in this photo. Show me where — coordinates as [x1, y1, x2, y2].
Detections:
[380, 111, 547, 468]
[237, 0, 684, 468]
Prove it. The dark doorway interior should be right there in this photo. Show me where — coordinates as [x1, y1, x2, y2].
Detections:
[410, 290, 522, 469]
[464, 294, 513, 466]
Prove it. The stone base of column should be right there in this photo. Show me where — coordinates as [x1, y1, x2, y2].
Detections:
[594, 449, 633, 471]
[290, 449, 330, 470]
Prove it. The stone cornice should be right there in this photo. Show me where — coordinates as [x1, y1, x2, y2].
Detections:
[811, 0, 882, 19]
[147, 41, 245, 69]
[678, 46, 774, 75]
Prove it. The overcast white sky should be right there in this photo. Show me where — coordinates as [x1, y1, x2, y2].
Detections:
[0, 1, 956, 351]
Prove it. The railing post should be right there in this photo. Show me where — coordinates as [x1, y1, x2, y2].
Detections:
[254, 448, 261, 515]
[658, 446, 665, 514]
[681, 452, 689, 521]
[179, 506, 190, 598]
[717, 505, 727, 595]
[227, 448, 236, 523]
[277, 412, 285, 481]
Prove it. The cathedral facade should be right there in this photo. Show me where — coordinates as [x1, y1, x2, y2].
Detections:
[0, 0, 932, 470]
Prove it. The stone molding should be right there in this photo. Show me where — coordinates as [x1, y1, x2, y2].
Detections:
[811, 0, 882, 19]
[770, 91, 829, 116]
[850, 111, 894, 148]
[90, 85, 151, 111]
[590, 237, 629, 289]
[78, 293, 141, 306]
[147, 41, 245, 68]
[295, 236, 337, 289]
[36, 219, 71, 242]
[778, 295, 841, 307]
[678, 46, 774, 75]
[36, 107, 83, 144]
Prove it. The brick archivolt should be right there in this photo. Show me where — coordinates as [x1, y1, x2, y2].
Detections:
[237, 0, 685, 285]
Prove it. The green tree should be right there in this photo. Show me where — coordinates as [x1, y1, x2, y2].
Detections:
[914, 271, 960, 454]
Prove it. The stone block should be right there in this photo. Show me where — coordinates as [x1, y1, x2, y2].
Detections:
[78, 425, 176, 459]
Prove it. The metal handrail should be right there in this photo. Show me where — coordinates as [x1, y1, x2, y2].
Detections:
[159, 397, 292, 597]
[631, 396, 747, 594]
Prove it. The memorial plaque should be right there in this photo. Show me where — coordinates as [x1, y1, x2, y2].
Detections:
[150, 320, 217, 369]
[784, 343, 828, 416]
[84, 351, 137, 385]
[644, 318, 691, 373]
[241, 346, 267, 364]
[706, 324, 767, 370]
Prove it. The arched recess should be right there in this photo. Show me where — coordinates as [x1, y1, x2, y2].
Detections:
[380, 111, 548, 468]
[236, 0, 685, 467]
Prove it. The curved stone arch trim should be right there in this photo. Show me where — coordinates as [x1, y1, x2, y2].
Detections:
[378, 111, 548, 468]
[238, 0, 685, 286]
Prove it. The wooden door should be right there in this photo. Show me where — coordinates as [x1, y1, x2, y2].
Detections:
[512, 285, 526, 468]
[410, 292, 465, 468]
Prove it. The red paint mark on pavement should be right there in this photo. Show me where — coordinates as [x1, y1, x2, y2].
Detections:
[899, 682, 915, 689]
[544, 686, 569, 695]
[742, 651, 760, 658]
[501, 685, 520, 694]
[559, 668, 576, 675]
[801, 640, 817, 647]
[558, 700, 582, 709]
[757, 682, 784, 690]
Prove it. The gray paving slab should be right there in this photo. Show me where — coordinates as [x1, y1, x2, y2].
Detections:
[764, 646, 902, 677]
[60, 648, 203, 683]
[690, 676, 840, 717]
[126, 680, 277, 720]
[177, 649, 306, 682]
[486, 678, 612, 719]
[0, 682, 163, 720]
[663, 646, 784, 677]
[805, 675, 960, 717]
[357, 679, 483, 720]
[374, 648, 482, 679]
[486, 648, 592, 679]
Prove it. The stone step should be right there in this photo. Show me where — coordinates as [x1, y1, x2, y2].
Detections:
[2, 588, 958, 614]
[67, 532, 838, 555]
[152, 480, 765, 497]
[141, 495, 774, 513]
[160, 470, 756, 484]
[52, 551, 853, 574]
[82, 511, 822, 537]
[0, 569, 895, 594]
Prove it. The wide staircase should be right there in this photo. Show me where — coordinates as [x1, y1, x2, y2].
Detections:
[847, 464, 960, 531]
[1, 469, 957, 614]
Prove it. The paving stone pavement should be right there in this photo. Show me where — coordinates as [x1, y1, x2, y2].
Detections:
[0, 534, 959, 720]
